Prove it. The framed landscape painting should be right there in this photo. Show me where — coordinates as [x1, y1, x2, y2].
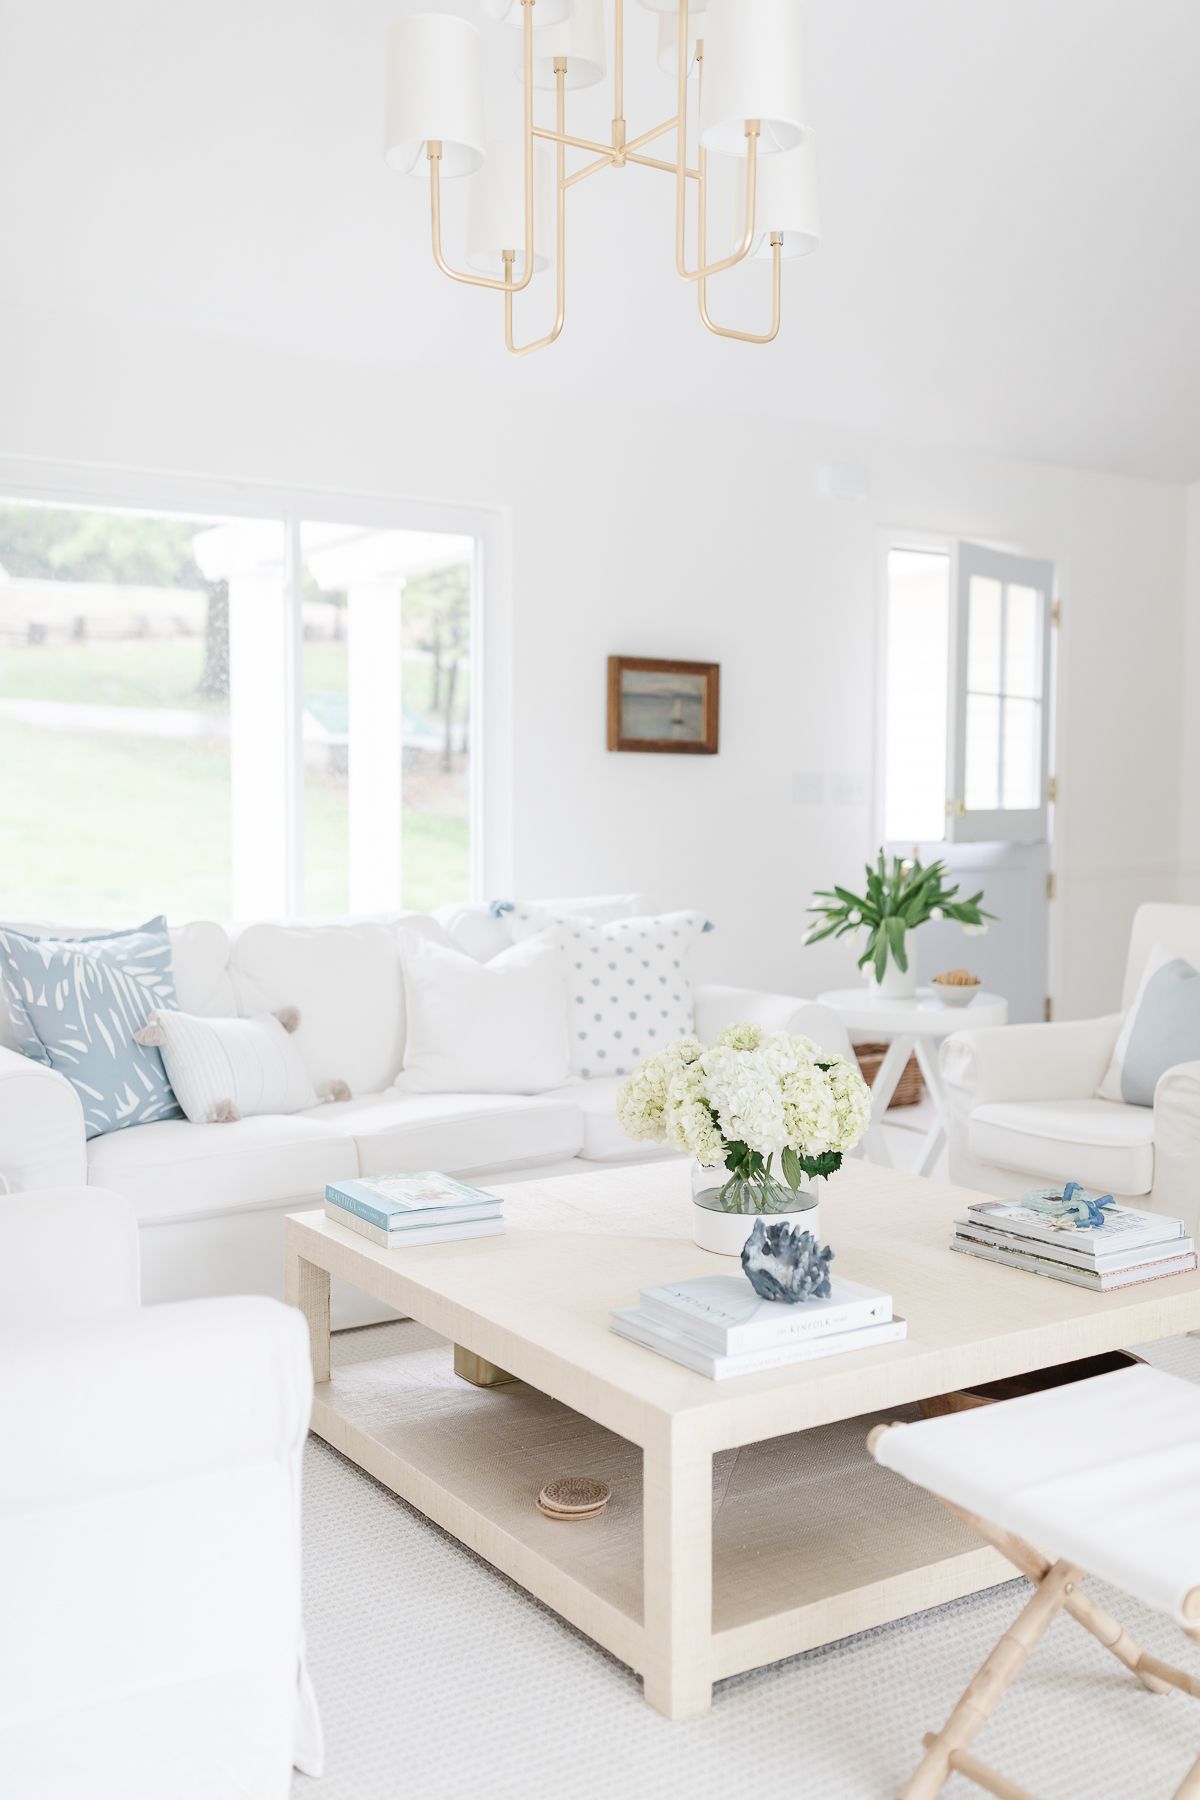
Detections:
[607, 656, 720, 755]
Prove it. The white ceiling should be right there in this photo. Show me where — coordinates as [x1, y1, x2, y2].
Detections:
[3, 0, 1200, 482]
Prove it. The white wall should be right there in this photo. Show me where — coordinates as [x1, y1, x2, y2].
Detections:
[0, 312, 1188, 1018]
[1181, 482, 1200, 906]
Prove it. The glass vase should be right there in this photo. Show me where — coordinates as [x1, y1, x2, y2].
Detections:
[690, 1161, 823, 1258]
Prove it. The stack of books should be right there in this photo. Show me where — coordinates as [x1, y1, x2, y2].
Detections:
[610, 1273, 905, 1380]
[950, 1198, 1196, 1290]
[324, 1172, 504, 1248]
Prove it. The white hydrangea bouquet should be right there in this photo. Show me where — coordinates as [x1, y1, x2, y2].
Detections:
[617, 1023, 872, 1223]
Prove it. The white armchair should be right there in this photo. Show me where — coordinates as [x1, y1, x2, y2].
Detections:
[942, 904, 1200, 1235]
[0, 1186, 322, 1799]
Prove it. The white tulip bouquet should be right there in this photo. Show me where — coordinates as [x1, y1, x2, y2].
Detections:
[617, 1023, 872, 1215]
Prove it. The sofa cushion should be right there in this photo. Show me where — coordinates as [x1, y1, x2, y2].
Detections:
[88, 1112, 359, 1223]
[969, 1098, 1155, 1196]
[303, 1089, 583, 1178]
[395, 932, 571, 1095]
[565, 1075, 681, 1165]
[228, 918, 439, 1098]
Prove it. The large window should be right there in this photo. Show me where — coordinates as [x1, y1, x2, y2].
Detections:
[0, 497, 478, 922]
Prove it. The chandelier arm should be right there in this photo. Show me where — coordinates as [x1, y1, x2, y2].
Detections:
[624, 116, 679, 157]
[613, 0, 625, 151]
[505, 66, 567, 355]
[674, 3, 758, 283]
[562, 151, 615, 191]
[699, 237, 783, 344]
[427, 0, 538, 295]
[627, 151, 699, 179]
[533, 126, 614, 158]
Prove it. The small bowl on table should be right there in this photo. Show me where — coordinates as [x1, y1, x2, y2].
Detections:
[931, 970, 981, 1009]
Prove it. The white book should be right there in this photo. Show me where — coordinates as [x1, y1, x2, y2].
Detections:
[966, 1199, 1185, 1255]
[955, 1217, 1195, 1272]
[324, 1203, 504, 1249]
[609, 1306, 907, 1380]
[639, 1273, 892, 1355]
[950, 1236, 1197, 1291]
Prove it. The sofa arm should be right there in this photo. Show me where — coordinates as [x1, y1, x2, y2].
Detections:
[0, 1187, 139, 1326]
[693, 985, 853, 1060]
[2, 1296, 311, 1513]
[1152, 1061, 1200, 1236]
[0, 1045, 87, 1191]
[941, 1015, 1122, 1109]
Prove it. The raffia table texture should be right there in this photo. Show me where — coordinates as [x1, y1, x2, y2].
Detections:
[285, 1158, 1200, 1719]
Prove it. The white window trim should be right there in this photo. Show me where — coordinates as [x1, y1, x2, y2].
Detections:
[0, 456, 513, 912]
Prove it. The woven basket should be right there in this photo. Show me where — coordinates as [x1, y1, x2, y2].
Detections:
[919, 1349, 1145, 1419]
[854, 1041, 924, 1108]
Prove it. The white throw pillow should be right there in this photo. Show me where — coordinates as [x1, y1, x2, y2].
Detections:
[512, 908, 709, 1081]
[395, 932, 571, 1095]
[434, 894, 646, 963]
[140, 1008, 319, 1123]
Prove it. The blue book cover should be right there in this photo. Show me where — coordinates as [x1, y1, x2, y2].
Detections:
[325, 1172, 503, 1230]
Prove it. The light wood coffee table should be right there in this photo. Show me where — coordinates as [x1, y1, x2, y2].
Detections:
[285, 1160, 1200, 1719]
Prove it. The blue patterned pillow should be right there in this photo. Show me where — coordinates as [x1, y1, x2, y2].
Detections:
[0, 917, 184, 1138]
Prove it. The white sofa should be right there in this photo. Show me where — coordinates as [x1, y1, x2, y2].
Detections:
[0, 1186, 320, 1799]
[0, 898, 851, 1321]
[942, 902, 1200, 1234]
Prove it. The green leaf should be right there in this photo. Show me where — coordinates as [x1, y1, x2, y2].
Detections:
[805, 920, 843, 945]
[873, 931, 889, 981]
[886, 915, 909, 971]
[781, 1146, 805, 1190]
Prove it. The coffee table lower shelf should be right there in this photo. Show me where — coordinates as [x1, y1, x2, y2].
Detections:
[309, 1323, 1013, 1712]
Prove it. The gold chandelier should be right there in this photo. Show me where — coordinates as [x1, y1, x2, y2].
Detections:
[385, 0, 820, 355]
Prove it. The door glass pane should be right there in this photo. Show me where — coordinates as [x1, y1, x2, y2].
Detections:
[964, 693, 1000, 811]
[299, 524, 474, 916]
[1002, 697, 1042, 809]
[0, 498, 246, 922]
[883, 549, 951, 843]
[1005, 584, 1043, 699]
[966, 576, 1002, 693]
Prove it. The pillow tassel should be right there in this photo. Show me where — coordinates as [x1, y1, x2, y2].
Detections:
[275, 1006, 301, 1034]
[317, 1079, 352, 1103]
[132, 1016, 167, 1047]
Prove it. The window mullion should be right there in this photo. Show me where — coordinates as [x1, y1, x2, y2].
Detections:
[284, 513, 305, 917]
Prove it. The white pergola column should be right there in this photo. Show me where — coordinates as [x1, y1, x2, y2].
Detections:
[192, 522, 293, 919]
[347, 577, 406, 913]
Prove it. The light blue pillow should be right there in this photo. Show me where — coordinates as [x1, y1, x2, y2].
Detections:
[1098, 946, 1200, 1108]
[0, 917, 184, 1138]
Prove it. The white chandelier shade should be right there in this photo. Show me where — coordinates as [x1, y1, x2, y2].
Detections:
[482, 0, 575, 25]
[699, 0, 809, 157]
[527, 0, 607, 91]
[466, 140, 556, 277]
[637, 0, 707, 13]
[385, 13, 487, 179]
[709, 136, 822, 262]
[656, 15, 702, 80]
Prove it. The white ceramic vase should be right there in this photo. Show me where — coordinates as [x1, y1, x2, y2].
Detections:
[690, 1163, 823, 1258]
[868, 941, 918, 1000]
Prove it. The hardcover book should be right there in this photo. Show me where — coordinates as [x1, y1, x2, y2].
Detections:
[950, 1236, 1197, 1291]
[966, 1199, 1185, 1255]
[639, 1273, 892, 1355]
[609, 1307, 907, 1380]
[325, 1172, 502, 1231]
[325, 1204, 505, 1249]
[955, 1218, 1195, 1272]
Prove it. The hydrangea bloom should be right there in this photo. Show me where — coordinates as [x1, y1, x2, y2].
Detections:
[616, 1024, 872, 1178]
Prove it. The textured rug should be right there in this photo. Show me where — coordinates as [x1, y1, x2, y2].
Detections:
[294, 1331, 1200, 1800]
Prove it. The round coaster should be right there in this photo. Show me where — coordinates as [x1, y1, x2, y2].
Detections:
[537, 1476, 611, 1520]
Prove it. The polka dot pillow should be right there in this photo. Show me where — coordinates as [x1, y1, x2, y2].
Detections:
[511, 908, 710, 1080]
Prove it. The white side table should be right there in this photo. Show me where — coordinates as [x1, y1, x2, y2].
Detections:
[817, 987, 1009, 1177]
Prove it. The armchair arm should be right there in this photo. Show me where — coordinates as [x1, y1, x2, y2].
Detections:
[0, 1187, 139, 1326]
[1152, 1060, 1200, 1236]
[693, 985, 853, 1060]
[941, 1015, 1122, 1109]
[0, 1044, 87, 1190]
[2, 1296, 311, 1513]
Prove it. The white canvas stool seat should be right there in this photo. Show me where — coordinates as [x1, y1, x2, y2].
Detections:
[870, 1366, 1200, 1800]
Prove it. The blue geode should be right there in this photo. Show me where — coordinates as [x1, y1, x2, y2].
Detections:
[741, 1218, 835, 1304]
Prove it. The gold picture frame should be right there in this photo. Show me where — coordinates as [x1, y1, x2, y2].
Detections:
[607, 656, 720, 755]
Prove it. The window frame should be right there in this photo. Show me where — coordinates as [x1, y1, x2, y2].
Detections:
[0, 458, 512, 915]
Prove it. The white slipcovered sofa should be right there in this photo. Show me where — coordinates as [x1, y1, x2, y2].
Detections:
[0, 1186, 319, 1798]
[942, 902, 1200, 1234]
[0, 896, 850, 1321]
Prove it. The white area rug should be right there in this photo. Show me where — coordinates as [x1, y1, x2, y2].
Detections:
[295, 1332, 1200, 1800]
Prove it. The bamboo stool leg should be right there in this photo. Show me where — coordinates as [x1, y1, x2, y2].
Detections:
[921, 1736, 1040, 1800]
[899, 1562, 1078, 1800]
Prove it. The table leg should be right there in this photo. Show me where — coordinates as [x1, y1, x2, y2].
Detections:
[284, 1248, 330, 1385]
[861, 1033, 916, 1166]
[913, 1038, 949, 1178]
[642, 1431, 713, 1718]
